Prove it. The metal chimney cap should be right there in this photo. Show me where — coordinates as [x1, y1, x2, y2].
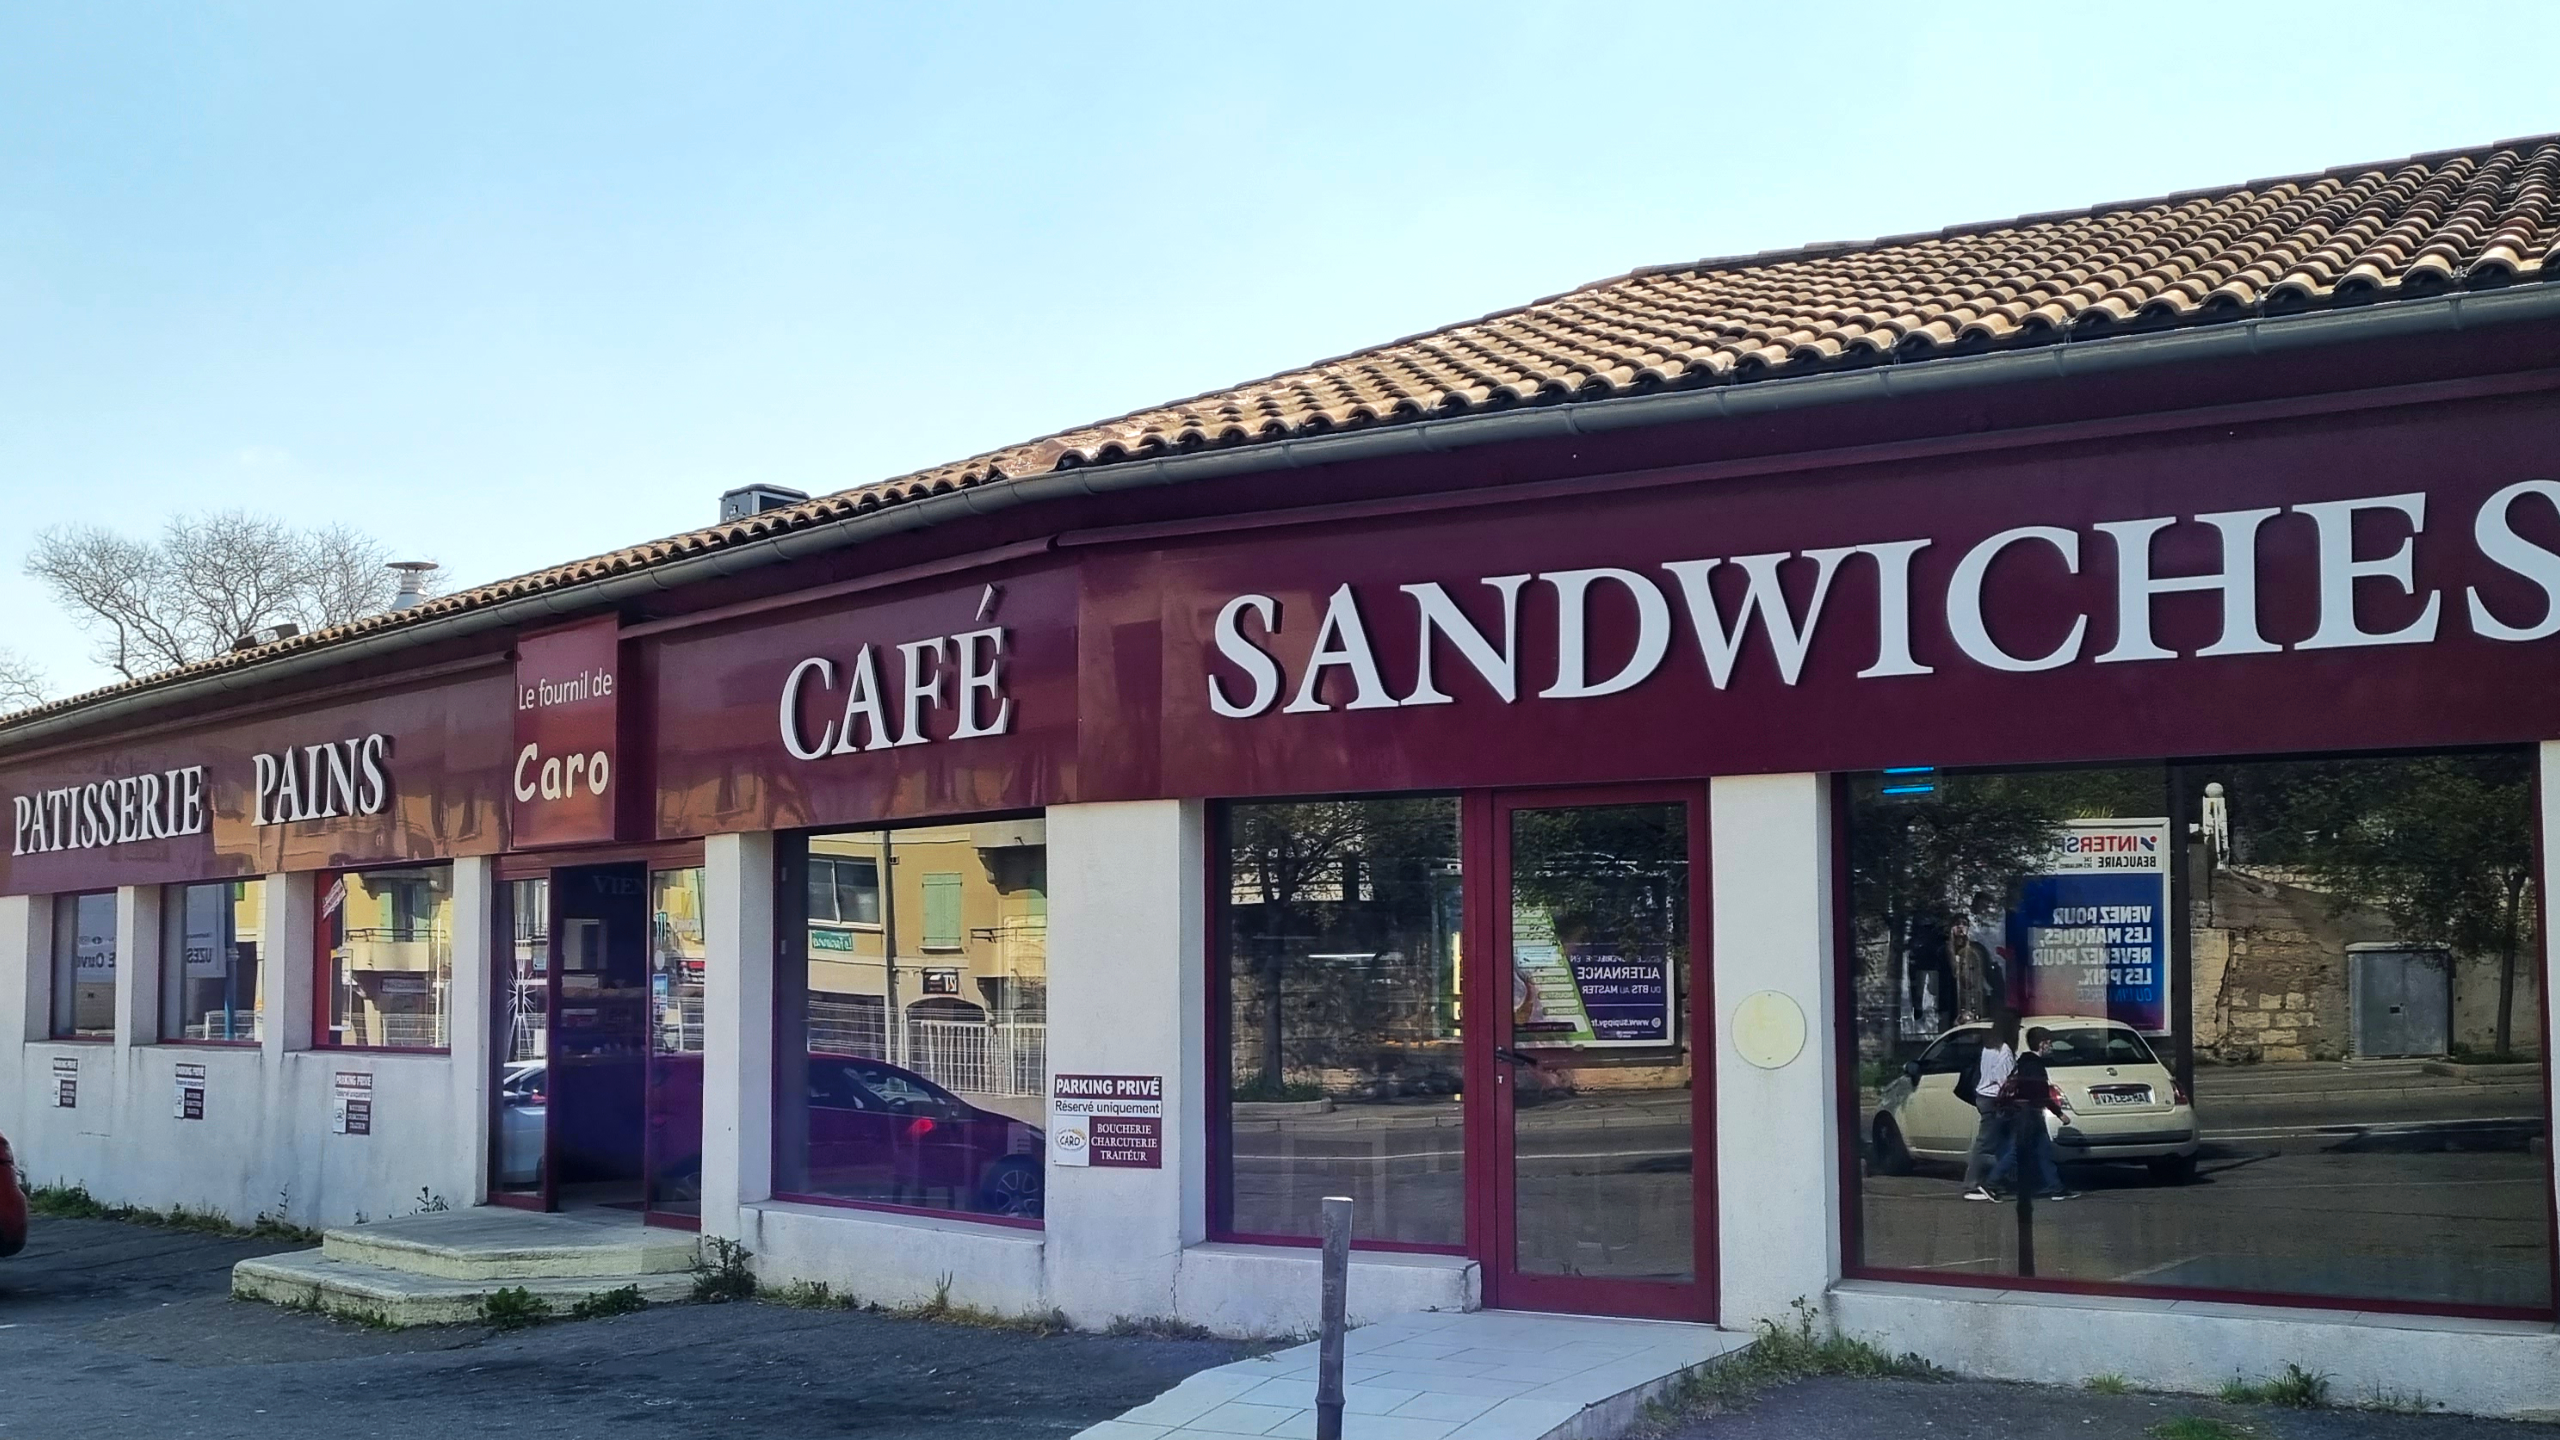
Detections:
[387, 560, 441, 611]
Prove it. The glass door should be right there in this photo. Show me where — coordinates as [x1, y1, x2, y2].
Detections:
[1482, 787, 1713, 1320]
[644, 866, 708, 1228]
[491, 876, 556, 1209]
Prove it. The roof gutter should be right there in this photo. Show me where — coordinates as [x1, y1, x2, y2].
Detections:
[7, 281, 2558, 757]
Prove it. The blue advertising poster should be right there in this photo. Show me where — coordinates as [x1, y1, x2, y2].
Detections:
[1566, 947, 1673, 1044]
[2005, 819, 2172, 1034]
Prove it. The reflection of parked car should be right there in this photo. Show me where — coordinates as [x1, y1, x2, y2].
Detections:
[497, 1061, 548, 1187]
[1, 1129, 26, 1257]
[1871, 1016, 2201, 1184]
[804, 1054, 1045, 1219]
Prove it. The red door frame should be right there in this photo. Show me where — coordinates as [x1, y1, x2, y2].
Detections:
[488, 872, 561, 1213]
[1468, 782, 1718, 1322]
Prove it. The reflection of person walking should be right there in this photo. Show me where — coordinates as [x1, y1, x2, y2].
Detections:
[1991, 1026, 2076, 1202]
[1960, 1012, 2019, 1201]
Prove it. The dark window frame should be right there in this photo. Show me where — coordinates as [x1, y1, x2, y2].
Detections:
[771, 813, 1049, 1233]
[1832, 746, 2559, 1323]
[1206, 791, 1471, 1257]
[48, 889, 118, 1042]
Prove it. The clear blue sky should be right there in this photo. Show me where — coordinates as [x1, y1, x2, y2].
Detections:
[5, 2, 2556, 698]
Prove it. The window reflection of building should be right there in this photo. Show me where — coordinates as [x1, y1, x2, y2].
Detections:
[326, 865, 455, 1050]
[1846, 751, 2550, 1315]
[50, 891, 117, 1040]
[1218, 796, 1465, 1248]
[803, 821, 1047, 1117]
[651, 867, 707, 1058]
[162, 880, 264, 1042]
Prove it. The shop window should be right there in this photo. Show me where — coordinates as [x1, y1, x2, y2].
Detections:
[1215, 796, 1464, 1249]
[161, 880, 262, 1043]
[320, 864, 455, 1050]
[776, 822, 1047, 1222]
[50, 891, 117, 1039]
[1844, 751, 2552, 1316]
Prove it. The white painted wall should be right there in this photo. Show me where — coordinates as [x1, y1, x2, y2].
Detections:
[0, 864, 489, 1230]
[1710, 772, 1841, 1330]
[1837, 1281, 2560, 1419]
[1041, 799, 1208, 1326]
[700, 829, 775, 1244]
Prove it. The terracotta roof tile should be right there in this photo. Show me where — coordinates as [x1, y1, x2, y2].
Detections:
[11, 133, 2560, 732]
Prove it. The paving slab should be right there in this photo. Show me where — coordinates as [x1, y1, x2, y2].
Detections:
[1078, 1311, 1754, 1440]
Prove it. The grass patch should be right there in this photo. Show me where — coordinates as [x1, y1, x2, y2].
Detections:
[692, 1237, 757, 1304]
[2151, 1419, 2251, 1440]
[569, 1285, 648, 1320]
[256, 1287, 401, 1330]
[32, 1183, 321, 1245]
[1106, 1314, 1218, 1341]
[764, 1279, 854, 1311]
[480, 1286, 553, 1331]
[893, 1273, 1072, 1335]
[2221, 1363, 2330, 1409]
[1631, 1300, 1937, 1432]
[2086, 1373, 2132, 1395]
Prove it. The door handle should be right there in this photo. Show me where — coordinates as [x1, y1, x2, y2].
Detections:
[1492, 1047, 1540, 1067]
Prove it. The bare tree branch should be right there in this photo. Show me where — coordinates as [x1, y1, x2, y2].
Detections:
[0, 648, 46, 713]
[24, 512, 428, 683]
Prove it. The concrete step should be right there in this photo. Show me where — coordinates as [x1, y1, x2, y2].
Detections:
[319, 1208, 699, 1281]
[234, 1249, 697, 1327]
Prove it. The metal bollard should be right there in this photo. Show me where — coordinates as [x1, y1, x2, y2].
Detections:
[1317, 1195, 1352, 1440]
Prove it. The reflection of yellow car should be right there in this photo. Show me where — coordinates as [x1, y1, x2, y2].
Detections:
[1870, 1016, 2201, 1185]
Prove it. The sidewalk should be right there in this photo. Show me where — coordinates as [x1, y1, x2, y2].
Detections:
[1651, 1376, 2560, 1440]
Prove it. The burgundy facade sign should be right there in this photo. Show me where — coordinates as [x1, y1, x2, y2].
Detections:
[1105, 389, 2560, 800]
[0, 671, 513, 896]
[649, 563, 1078, 838]
[4, 386, 2560, 901]
[511, 616, 631, 848]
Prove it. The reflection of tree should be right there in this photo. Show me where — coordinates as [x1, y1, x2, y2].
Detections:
[1227, 799, 1457, 1096]
[2231, 754, 2538, 1056]
[1847, 770, 2158, 1052]
[1508, 805, 1685, 956]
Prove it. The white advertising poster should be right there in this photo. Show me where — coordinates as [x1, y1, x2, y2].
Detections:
[1049, 1074, 1165, 1170]
[332, 1071, 374, 1136]
[173, 1062, 207, 1120]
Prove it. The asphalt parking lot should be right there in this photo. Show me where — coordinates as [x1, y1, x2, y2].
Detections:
[0, 1216, 1252, 1440]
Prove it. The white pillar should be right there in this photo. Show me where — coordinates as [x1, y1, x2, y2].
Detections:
[1710, 772, 1841, 1330]
[701, 830, 776, 1242]
[1042, 799, 1207, 1326]
[1, 894, 43, 1142]
[2540, 742, 2560, 1242]
[4, 893, 45, 1045]
[448, 856, 495, 1201]
[264, 873, 314, 1058]
[115, 885, 162, 1049]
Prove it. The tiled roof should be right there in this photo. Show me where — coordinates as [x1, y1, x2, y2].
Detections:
[10, 134, 2560, 732]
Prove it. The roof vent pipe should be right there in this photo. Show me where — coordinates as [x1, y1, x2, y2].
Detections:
[387, 561, 440, 612]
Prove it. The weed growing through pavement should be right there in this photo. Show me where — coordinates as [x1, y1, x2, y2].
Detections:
[692, 1237, 757, 1303]
[480, 1286, 554, 1331]
[254, 1286, 401, 1330]
[765, 1279, 852, 1310]
[1628, 1299, 1938, 1433]
[34, 1183, 321, 1245]
[2085, 1373, 2132, 1395]
[892, 1272, 1072, 1335]
[1106, 1315, 1219, 1341]
[569, 1286, 649, 1320]
[2220, 1364, 2330, 1408]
